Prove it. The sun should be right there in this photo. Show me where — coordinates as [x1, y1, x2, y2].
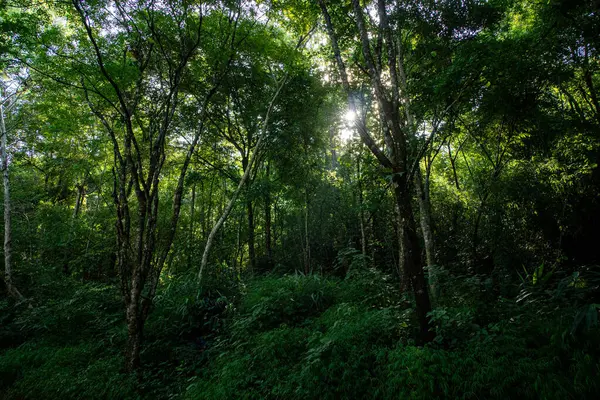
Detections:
[344, 109, 356, 123]
[340, 109, 356, 142]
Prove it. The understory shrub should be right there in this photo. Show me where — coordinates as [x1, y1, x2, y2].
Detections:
[0, 341, 136, 400]
[184, 272, 600, 400]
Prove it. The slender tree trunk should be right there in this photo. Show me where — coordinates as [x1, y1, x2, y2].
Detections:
[357, 154, 367, 258]
[241, 156, 256, 272]
[238, 218, 245, 273]
[447, 142, 461, 191]
[415, 173, 434, 268]
[198, 180, 204, 238]
[246, 199, 256, 272]
[303, 186, 311, 274]
[204, 178, 214, 239]
[64, 182, 86, 276]
[220, 179, 226, 245]
[264, 162, 272, 262]
[199, 76, 287, 281]
[199, 168, 248, 280]
[273, 199, 279, 250]
[1, 96, 24, 301]
[472, 200, 485, 270]
[359, 200, 367, 258]
[188, 183, 196, 269]
[329, 126, 338, 169]
[73, 184, 85, 218]
[415, 168, 437, 300]
[233, 211, 242, 274]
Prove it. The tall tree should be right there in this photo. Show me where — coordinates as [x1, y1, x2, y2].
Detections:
[40, 0, 239, 370]
[1, 85, 25, 301]
[317, 0, 434, 341]
[199, 74, 288, 281]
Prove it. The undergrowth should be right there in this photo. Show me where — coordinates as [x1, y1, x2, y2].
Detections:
[185, 266, 600, 400]
[1, 265, 599, 399]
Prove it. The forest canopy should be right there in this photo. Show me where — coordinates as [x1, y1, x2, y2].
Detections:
[1, 0, 599, 399]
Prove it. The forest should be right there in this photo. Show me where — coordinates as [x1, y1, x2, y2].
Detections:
[1, 0, 599, 398]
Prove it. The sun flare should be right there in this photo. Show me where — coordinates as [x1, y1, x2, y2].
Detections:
[344, 109, 356, 123]
[339, 109, 356, 142]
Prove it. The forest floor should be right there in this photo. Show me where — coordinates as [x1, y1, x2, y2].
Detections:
[1, 267, 599, 399]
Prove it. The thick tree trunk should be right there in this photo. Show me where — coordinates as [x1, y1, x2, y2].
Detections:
[125, 295, 143, 372]
[1, 97, 24, 301]
[395, 206, 409, 292]
[394, 184, 434, 343]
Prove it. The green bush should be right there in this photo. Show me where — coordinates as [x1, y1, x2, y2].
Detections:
[231, 274, 337, 336]
[298, 304, 405, 399]
[184, 272, 600, 400]
[185, 273, 408, 399]
[3, 269, 599, 400]
[0, 341, 136, 400]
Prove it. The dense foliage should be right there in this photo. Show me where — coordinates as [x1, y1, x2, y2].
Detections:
[1, 0, 599, 398]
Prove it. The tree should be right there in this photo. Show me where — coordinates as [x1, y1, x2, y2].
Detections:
[199, 74, 287, 281]
[1, 84, 25, 301]
[31, 0, 241, 370]
[316, 0, 435, 341]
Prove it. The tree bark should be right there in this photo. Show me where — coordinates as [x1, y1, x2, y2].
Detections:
[273, 198, 279, 250]
[395, 204, 409, 291]
[447, 142, 461, 191]
[73, 0, 222, 371]
[394, 183, 434, 343]
[415, 167, 436, 300]
[233, 211, 243, 274]
[303, 186, 311, 274]
[203, 178, 215, 239]
[241, 157, 256, 272]
[73, 183, 85, 218]
[63, 181, 86, 276]
[415, 169, 434, 267]
[125, 293, 143, 372]
[199, 75, 288, 281]
[264, 162, 272, 262]
[329, 126, 338, 169]
[318, 0, 433, 342]
[357, 154, 367, 258]
[1, 93, 24, 301]
[246, 198, 256, 272]
[199, 161, 256, 281]
[188, 183, 196, 269]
